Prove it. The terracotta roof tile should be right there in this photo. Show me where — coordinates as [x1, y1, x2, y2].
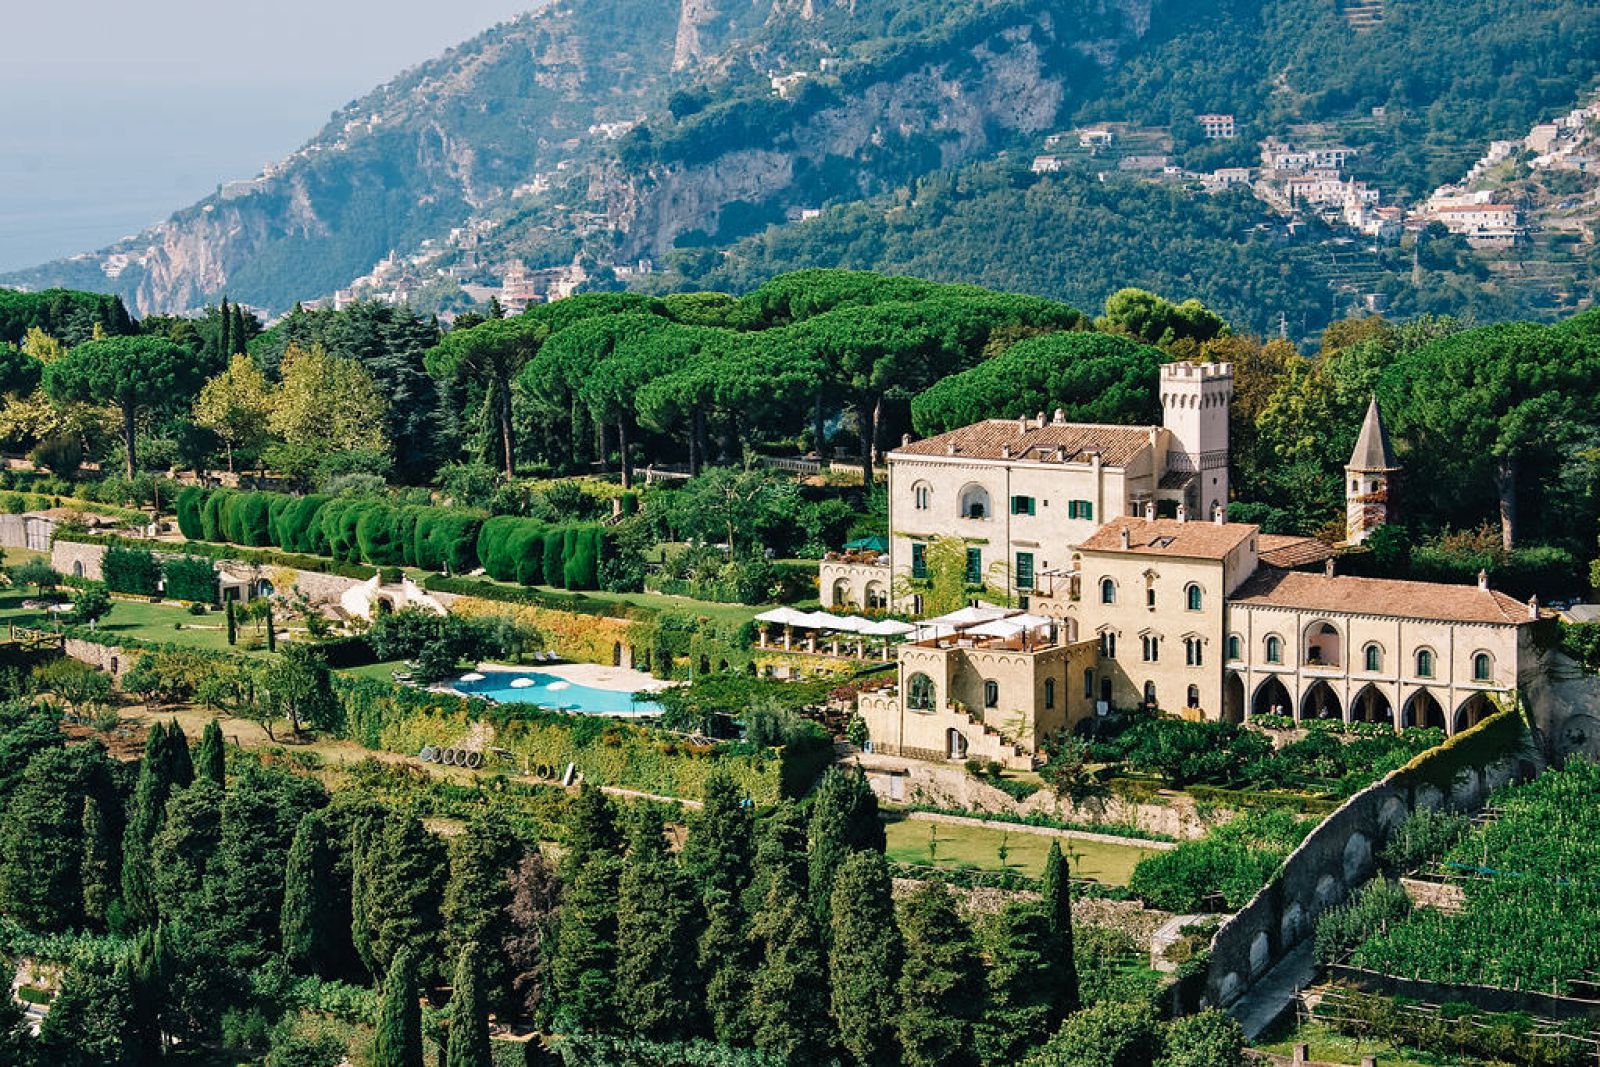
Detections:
[1078, 517, 1258, 560]
[892, 419, 1155, 467]
[1230, 568, 1533, 625]
[1257, 535, 1335, 569]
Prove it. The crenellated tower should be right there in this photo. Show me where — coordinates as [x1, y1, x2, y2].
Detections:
[1159, 361, 1233, 519]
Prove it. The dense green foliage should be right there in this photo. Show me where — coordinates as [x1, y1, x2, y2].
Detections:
[1128, 810, 1312, 912]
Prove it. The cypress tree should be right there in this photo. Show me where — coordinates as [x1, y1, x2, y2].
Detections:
[265, 602, 276, 652]
[80, 791, 120, 930]
[1040, 841, 1081, 1020]
[39, 952, 137, 1066]
[121, 722, 169, 926]
[282, 810, 340, 975]
[897, 883, 984, 1067]
[615, 814, 702, 1040]
[560, 783, 620, 879]
[163, 720, 194, 790]
[828, 851, 901, 1067]
[225, 600, 237, 645]
[0, 746, 100, 932]
[445, 943, 490, 1067]
[975, 903, 1055, 1066]
[356, 809, 448, 979]
[217, 299, 232, 363]
[807, 766, 884, 933]
[232, 303, 250, 354]
[745, 801, 806, 917]
[150, 779, 223, 928]
[373, 947, 424, 1067]
[550, 852, 621, 1034]
[443, 810, 522, 1004]
[681, 770, 754, 904]
[195, 719, 226, 787]
[748, 804, 832, 1064]
[700, 889, 753, 1046]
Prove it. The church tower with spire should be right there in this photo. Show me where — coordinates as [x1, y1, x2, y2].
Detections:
[1346, 396, 1400, 544]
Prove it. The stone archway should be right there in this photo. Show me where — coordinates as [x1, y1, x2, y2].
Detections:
[946, 729, 968, 761]
[1223, 672, 1245, 724]
[1351, 684, 1394, 727]
[1300, 680, 1343, 722]
[831, 577, 852, 609]
[1403, 689, 1446, 731]
[1251, 676, 1292, 720]
[1454, 692, 1497, 734]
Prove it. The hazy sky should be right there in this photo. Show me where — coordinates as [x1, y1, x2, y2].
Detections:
[0, 0, 535, 272]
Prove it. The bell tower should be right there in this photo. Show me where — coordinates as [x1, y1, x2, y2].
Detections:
[1346, 395, 1400, 543]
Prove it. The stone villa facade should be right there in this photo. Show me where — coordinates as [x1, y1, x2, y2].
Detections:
[855, 379, 1541, 769]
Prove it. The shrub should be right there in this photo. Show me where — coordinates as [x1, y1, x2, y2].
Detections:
[413, 507, 484, 573]
[1380, 807, 1471, 871]
[201, 489, 233, 542]
[1313, 878, 1412, 965]
[1128, 810, 1312, 911]
[276, 495, 331, 554]
[541, 528, 564, 586]
[163, 555, 218, 604]
[102, 545, 161, 597]
[29, 434, 82, 476]
[356, 505, 406, 566]
[175, 486, 208, 540]
[234, 492, 274, 546]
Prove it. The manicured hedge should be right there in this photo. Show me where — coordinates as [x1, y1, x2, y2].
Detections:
[59, 533, 376, 581]
[162, 555, 218, 604]
[356, 504, 407, 566]
[102, 545, 161, 597]
[175, 487, 206, 540]
[476, 517, 604, 590]
[200, 490, 230, 541]
[413, 507, 484, 574]
[234, 491, 274, 546]
[277, 494, 330, 553]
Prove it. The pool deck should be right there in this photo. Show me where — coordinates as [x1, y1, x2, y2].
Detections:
[474, 660, 679, 694]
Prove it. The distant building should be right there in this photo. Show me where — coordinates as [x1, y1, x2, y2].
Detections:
[1078, 127, 1116, 149]
[1030, 155, 1068, 174]
[1196, 113, 1237, 140]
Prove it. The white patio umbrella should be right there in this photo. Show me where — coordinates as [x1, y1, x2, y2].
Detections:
[926, 605, 1017, 628]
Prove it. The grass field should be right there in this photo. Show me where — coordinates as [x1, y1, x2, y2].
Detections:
[1256, 1022, 1477, 1067]
[883, 814, 1163, 885]
[0, 588, 272, 655]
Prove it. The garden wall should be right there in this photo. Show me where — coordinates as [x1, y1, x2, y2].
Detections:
[1200, 710, 1530, 1012]
[1325, 963, 1600, 1024]
[51, 538, 373, 605]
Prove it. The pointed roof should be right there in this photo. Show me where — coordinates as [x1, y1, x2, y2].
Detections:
[1348, 395, 1398, 471]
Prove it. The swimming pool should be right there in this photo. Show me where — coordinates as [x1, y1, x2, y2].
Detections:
[449, 670, 663, 717]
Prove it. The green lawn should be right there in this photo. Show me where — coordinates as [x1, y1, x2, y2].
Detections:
[338, 659, 410, 683]
[0, 547, 49, 568]
[883, 815, 1163, 886]
[0, 590, 265, 655]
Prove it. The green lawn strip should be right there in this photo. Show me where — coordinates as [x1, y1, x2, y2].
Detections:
[882, 814, 1163, 885]
[0, 592, 266, 655]
[1256, 1022, 1473, 1067]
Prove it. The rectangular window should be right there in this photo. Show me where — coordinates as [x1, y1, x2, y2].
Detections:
[1011, 495, 1036, 516]
[911, 543, 927, 580]
[965, 548, 982, 585]
[1067, 500, 1095, 520]
[1015, 552, 1035, 590]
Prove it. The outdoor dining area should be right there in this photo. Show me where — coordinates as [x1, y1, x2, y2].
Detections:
[753, 606, 917, 660]
[906, 605, 1063, 652]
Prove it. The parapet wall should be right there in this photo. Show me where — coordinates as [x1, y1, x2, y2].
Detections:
[1202, 709, 1531, 1010]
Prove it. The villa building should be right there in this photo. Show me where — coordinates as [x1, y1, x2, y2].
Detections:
[855, 393, 1541, 769]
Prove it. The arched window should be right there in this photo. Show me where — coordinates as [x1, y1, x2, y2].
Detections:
[1185, 637, 1203, 667]
[1185, 583, 1203, 612]
[1141, 634, 1160, 662]
[1265, 635, 1283, 664]
[1473, 652, 1493, 682]
[1083, 668, 1095, 699]
[983, 680, 999, 709]
[1100, 631, 1116, 659]
[73, 560, 84, 578]
[907, 673, 936, 711]
[1100, 577, 1117, 604]
[1226, 634, 1242, 661]
[958, 484, 990, 520]
[1187, 685, 1201, 708]
[1143, 681, 1157, 707]
[1364, 644, 1382, 672]
[913, 482, 932, 511]
[1415, 648, 1435, 679]
[1044, 678, 1056, 710]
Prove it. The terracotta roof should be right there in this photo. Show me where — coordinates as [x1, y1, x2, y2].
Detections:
[1257, 535, 1335, 569]
[1229, 567, 1533, 625]
[1078, 516, 1258, 560]
[892, 419, 1155, 467]
[1348, 396, 1398, 470]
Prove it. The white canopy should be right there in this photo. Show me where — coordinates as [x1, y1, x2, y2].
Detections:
[859, 618, 917, 637]
[964, 614, 1055, 640]
[926, 605, 1017, 627]
[754, 606, 811, 626]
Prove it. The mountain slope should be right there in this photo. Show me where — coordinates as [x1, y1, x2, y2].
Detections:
[5, 0, 1597, 320]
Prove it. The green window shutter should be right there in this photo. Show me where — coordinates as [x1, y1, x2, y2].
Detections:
[965, 547, 982, 584]
[1016, 552, 1034, 589]
[1083, 501, 1093, 520]
[912, 543, 927, 580]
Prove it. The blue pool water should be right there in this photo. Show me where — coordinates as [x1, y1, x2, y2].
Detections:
[450, 670, 663, 717]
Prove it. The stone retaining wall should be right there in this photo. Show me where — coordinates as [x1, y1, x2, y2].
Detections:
[1201, 713, 1528, 1010]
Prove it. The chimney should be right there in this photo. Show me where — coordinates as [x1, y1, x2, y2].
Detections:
[1213, 502, 1225, 525]
[901, 433, 911, 447]
[1529, 594, 1540, 620]
[1324, 558, 1336, 579]
[1143, 501, 1156, 521]
[1477, 568, 1489, 591]
[1000, 444, 1011, 459]
[1119, 526, 1131, 549]
[1055, 446, 1066, 462]
[1035, 411, 1046, 428]
[1176, 503, 1188, 523]
[1053, 408, 1066, 425]
[1018, 415, 1028, 432]
[946, 442, 957, 456]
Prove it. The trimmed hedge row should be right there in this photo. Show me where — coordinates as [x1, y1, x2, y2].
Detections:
[174, 487, 607, 589]
[100, 545, 221, 603]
